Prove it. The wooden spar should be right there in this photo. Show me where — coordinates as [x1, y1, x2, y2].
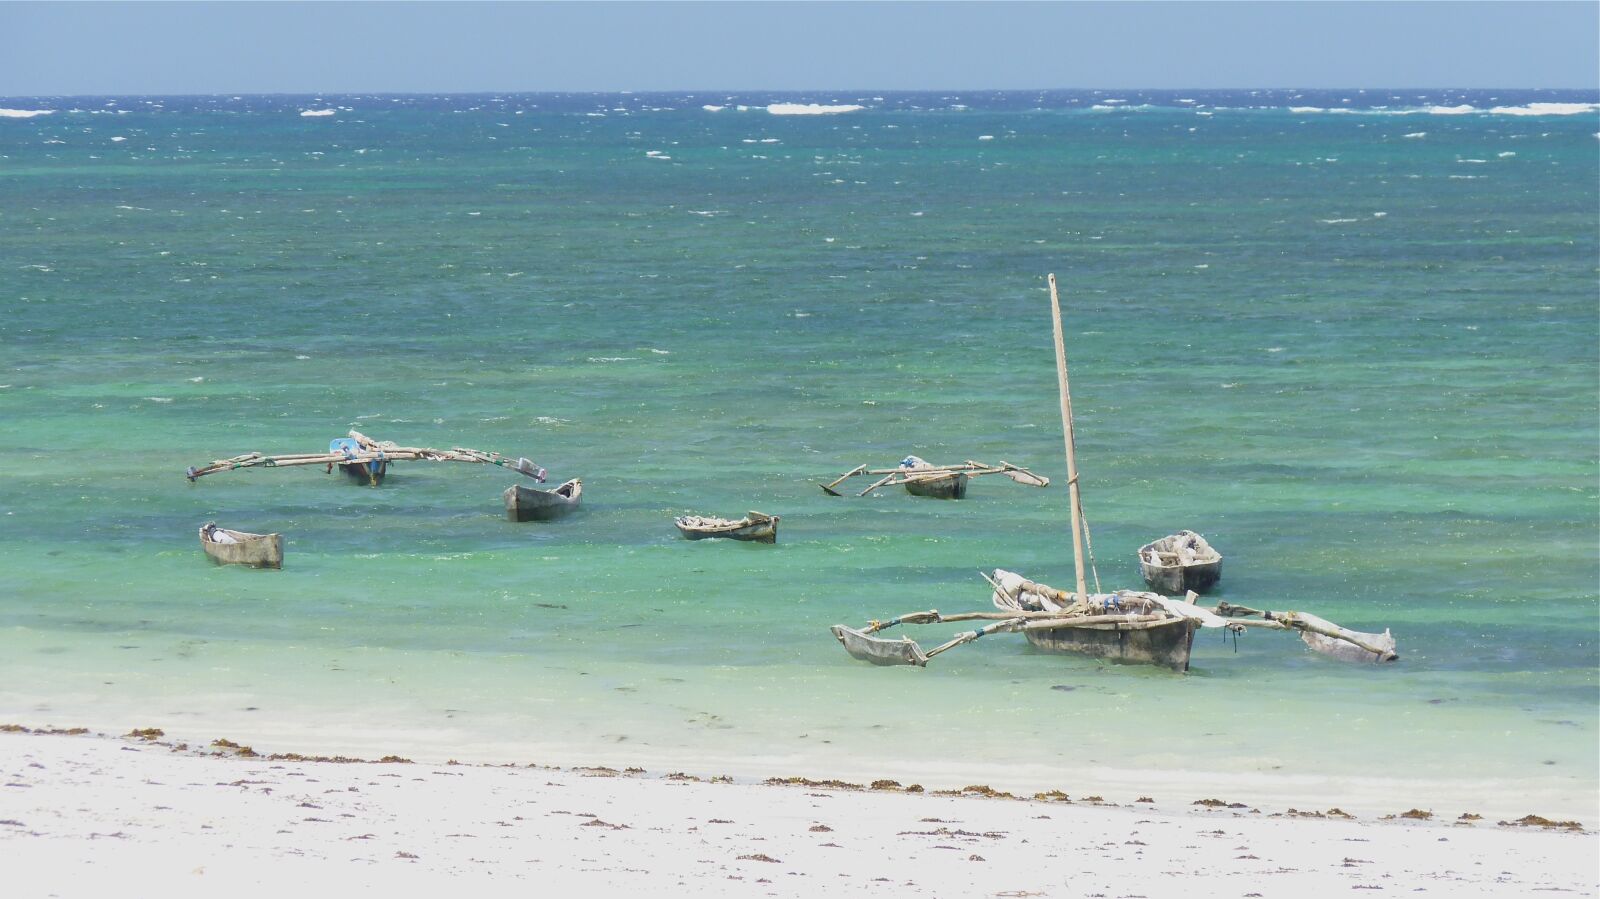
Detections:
[1048, 273, 1089, 600]
[856, 473, 898, 496]
[819, 464, 866, 495]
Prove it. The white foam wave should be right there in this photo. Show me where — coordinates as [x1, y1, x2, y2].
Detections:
[702, 105, 725, 112]
[1487, 102, 1599, 116]
[300, 109, 336, 117]
[767, 103, 863, 115]
[1403, 131, 1427, 138]
[0, 108, 54, 118]
[978, 134, 994, 141]
[1318, 218, 1359, 224]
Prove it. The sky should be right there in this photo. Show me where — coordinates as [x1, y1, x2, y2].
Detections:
[2, 1, 1597, 96]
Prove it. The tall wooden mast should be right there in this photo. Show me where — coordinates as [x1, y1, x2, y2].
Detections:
[1047, 273, 1089, 599]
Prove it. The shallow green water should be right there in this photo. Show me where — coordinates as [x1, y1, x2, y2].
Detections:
[1, 91, 1595, 814]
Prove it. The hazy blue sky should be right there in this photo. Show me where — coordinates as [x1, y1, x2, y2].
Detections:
[3, 1, 1596, 96]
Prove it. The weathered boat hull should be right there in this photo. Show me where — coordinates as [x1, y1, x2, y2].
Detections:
[504, 479, 582, 522]
[904, 471, 968, 499]
[1138, 531, 1222, 594]
[198, 525, 283, 569]
[337, 459, 386, 486]
[1022, 618, 1198, 672]
[675, 513, 779, 543]
[1139, 558, 1222, 595]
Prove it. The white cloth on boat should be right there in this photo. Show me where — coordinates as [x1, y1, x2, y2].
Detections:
[1151, 594, 1227, 628]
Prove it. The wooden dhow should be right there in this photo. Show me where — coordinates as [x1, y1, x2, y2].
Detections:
[820, 458, 1048, 498]
[185, 429, 546, 488]
[504, 478, 582, 522]
[1139, 530, 1223, 595]
[830, 273, 1398, 671]
[674, 511, 778, 543]
[198, 523, 283, 569]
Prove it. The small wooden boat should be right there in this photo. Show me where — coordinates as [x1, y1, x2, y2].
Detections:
[899, 457, 969, 499]
[990, 570, 1204, 672]
[198, 523, 283, 569]
[504, 478, 582, 522]
[1139, 530, 1222, 595]
[674, 511, 778, 543]
[330, 436, 386, 486]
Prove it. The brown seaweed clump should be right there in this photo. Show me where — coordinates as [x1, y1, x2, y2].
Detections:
[126, 728, 165, 740]
[763, 777, 862, 790]
[210, 738, 259, 758]
[1499, 814, 1583, 831]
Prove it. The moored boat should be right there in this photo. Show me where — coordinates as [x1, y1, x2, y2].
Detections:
[504, 478, 582, 521]
[898, 456, 968, 499]
[198, 523, 283, 569]
[330, 436, 386, 486]
[1139, 530, 1222, 595]
[989, 569, 1207, 672]
[674, 511, 778, 543]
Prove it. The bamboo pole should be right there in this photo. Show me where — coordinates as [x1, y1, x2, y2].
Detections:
[856, 473, 899, 496]
[820, 464, 867, 495]
[1048, 273, 1089, 599]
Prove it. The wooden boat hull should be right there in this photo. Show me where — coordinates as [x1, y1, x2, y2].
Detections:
[675, 513, 778, 543]
[1138, 532, 1222, 594]
[337, 459, 386, 486]
[504, 479, 581, 522]
[1023, 617, 1198, 672]
[904, 471, 968, 499]
[198, 525, 283, 569]
[1139, 558, 1221, 595]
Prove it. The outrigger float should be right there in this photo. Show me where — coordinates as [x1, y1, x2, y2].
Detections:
[831, 274, 1398, 672]
[820, 458, 1049, 498]
[185, 429, 547, 487]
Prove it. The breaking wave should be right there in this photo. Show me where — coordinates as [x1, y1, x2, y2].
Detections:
[766, 103, 864, 115]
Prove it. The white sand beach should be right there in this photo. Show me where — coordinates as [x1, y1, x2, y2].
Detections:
[3, 727, 1593, 898]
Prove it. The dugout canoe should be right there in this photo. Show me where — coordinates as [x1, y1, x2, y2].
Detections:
[198, 523, 283, 569]
[990, 569, 1202, 672]
[899, 455, 968, 499]
[504, 478, 582, 522]
[674, 511, 778, 543]
[1138, 530, 1222, 595]
[330, 437, 386, 486]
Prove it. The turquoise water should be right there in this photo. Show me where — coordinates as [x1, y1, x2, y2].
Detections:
[2, 90, 1596, 815]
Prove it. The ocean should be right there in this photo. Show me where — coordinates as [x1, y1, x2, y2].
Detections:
[2, 89, 1596, 816]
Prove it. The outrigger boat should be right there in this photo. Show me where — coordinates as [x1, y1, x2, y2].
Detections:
[198, 523, 283, 569]
[185, 429, 546, 488]
[1139, 530, 1222, 595]
[820, 458, 1048, 498]
[505, 478, 582, 522]
[831, 274, 1398, 671]
[674, 511, 779, 543]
